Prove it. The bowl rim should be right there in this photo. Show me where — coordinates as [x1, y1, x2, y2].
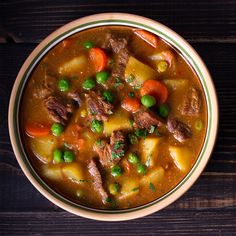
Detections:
[8, 13, 218, 221]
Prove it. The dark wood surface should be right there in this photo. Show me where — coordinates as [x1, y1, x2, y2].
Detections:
[0, 1, 235, 235]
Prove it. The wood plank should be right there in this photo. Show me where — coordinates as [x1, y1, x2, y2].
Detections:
[0, 210, 235, 235]
[0, 0, 236, 43]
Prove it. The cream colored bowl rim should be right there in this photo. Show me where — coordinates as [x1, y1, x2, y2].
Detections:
[8, 13, 218, 221]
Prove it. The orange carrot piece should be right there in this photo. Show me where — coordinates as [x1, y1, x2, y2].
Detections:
[89, 47, 107, 72]
[140, 79, 168, 104]
[134, 29, 158, 48]
[26, 123, 50, 137]
[121, 96, 141, 113]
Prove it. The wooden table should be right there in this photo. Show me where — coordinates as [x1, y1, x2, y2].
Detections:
[0, 1, 235, 235]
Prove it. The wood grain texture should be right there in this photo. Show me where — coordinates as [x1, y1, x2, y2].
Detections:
[1, 210, 236, 236]
[0, 1, 236, 234]
[0, 0, 236, 43]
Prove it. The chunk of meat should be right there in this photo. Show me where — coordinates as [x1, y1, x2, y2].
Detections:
[110, 131, 126, 161]
[133, 109, 163, 130]
[44, 95, 73, 125]
[110, 36, 128, 54]
[88, 159, 109, 204]
[180, 87, 201, 115]
[167, 118, 192, 143]
[67, 90, 82, 105]
[85, 91, 113, 121]
[94, 131, 126, 167]
[111, 48, 130, 79]
[33, 73, 57, 99]
[93, 140, 112, 167]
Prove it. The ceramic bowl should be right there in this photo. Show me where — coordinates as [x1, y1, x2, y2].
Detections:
[9, 13, 218, 221]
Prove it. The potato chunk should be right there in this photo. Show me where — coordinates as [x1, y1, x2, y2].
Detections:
[163, 79, 188, 92]
[42, 165, 63, 180]
[140, 137, 160, 167]
[169, 146, 192, 172]
[119, 178, 140, 200]
[62, 163, 85, 184]
[125, 56, 157, 87]
[58, 55, 87, 75]
[30, 136, 57, 164]
[141, 166, 165, 186]
[103, 110, 132, 135]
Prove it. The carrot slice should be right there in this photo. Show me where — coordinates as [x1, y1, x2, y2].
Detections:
[140, 79, 168, 104]
[89, 47, 108, 72]
[134, 29, 158, 48]
[26, 123, 50, 137]
[121, 96, 141, 113]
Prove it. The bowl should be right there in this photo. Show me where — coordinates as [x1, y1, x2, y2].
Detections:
[8, 13, 218, 221]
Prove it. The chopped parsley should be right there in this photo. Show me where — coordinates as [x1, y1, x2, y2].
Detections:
[132, 187, 139, 192]
[95, 139, 102, 147]
[125, 74, 135, 83]
[105, 197, 112, 203]
[114, 77, 123, 88]
[149, 125, 156, 134]
[112, 150, 125, 159]
[114, 141, 123, 150]
[129, 119, 134, 127]
[135, 128, 148, 138]
[149, 183, 156, 192]
[128, 133, 138, 144]
[128, 92, 135, 97]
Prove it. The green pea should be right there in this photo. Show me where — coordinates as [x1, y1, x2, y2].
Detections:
[53, 149, 63, 163]
[157, 60, 168, 72]
[51, 123, 64, 136]
[96, 71, 109, 84]
[109, 183, 120, 195]
[83, 41, 94, 49]
[141, 95, 156, 108]
[82, 77, 96, 90]
[91, 119, 103, 133]
[157, 104, 169, 118]
[111, 165, 122, 177]
[128, 153, 139, 164]
[195, 119, 203, 131]
[58, 79, 70, 92]
[103, 90, 114, 103]
[63, 150, 75, 163]
[137, 164, 147, 175]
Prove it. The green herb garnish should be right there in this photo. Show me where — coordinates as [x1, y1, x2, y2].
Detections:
[149, 183, 156, 192]
[132, 187, 139, 192]
[135, 128, 148, 138]
[149, 125, 156, 134]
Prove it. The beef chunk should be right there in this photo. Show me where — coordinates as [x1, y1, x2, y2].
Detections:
[111, 48, 130, 79]
[33, 73, 57, 99]
[110, 131, 126, 160]
[44, 96, 73, 125]
[93, 140, 112, 167]
[167, 118, 192, 143]
[133, 109, 163, 130]
[94, 131, 126, 167]
[85, 91, 113, 121]
[180, 87, 201, 115]
[67, 90, 82, 105]
[110, 36, 128, 54]
[88, 159, 109, 204]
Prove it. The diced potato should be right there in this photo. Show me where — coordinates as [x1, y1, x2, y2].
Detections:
[163, 79, 188, 92]
[125, 56, 157, 87]
[30, 136, 57, 164]
[62, 163, 85, 184]
[119, 178, 140, 200]
[169, 146, 192, 172]
[103, 110, 132, 135]
[141, 166, 165, 186]
[42, 165, 63, 180]
[58, 55, 87, 75]
[140, 137, 160, 167]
